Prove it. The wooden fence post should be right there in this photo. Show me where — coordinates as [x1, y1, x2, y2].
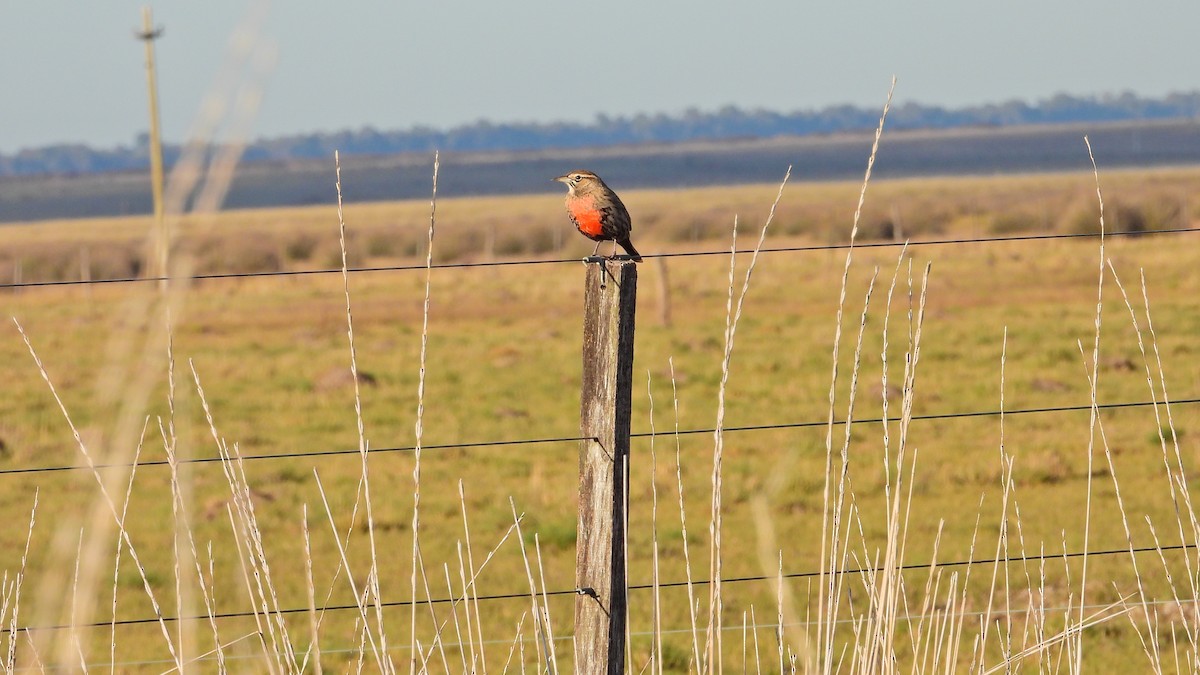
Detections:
[655, 257, 672, 328]
[576, 259, 637, 674]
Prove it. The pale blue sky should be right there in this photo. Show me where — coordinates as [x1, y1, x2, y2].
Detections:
[1, 0, 1196, 154]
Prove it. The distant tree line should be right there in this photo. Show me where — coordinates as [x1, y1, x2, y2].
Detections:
[2, 91, 1198, 177]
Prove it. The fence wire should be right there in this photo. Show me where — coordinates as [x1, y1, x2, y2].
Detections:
[5, 542, 1193, 636]
[32, 596, 1181, 672]
[1, 396, 1194, 477]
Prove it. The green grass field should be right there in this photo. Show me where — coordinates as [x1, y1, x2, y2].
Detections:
[0, 166, 1199, 672]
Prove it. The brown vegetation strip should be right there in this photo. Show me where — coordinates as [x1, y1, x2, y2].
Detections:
[0, 226, 1195, 290]
[2, 397, 1196, 477]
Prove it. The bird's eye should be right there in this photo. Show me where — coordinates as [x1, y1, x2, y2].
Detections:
[573, 174, 582, 181]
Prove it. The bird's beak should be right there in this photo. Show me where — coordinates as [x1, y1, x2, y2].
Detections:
[553, 174, 569, 183]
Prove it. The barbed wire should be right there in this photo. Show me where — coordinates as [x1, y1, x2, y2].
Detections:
[2, 396, 1194, 477]
[7, 541, 1193, 636]
[1, 226, 1194, 291]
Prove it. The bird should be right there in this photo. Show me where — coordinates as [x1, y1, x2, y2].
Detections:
[554, 170, 643, 262]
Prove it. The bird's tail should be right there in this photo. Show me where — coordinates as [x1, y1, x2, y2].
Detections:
[619, 238, 643, 263]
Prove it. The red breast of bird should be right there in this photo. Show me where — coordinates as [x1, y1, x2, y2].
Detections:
[566, 196, 606, 240]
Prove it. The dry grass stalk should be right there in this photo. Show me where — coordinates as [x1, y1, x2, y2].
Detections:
[1110, 266, 1200, 669]
[310, 474, 367, 635]
[668, 357, 702, 668]
[914, 496, 981, 673]
[886, 264, 926, 665]
[162, 422, 225, 674]
[1137, 272, 1200, 664]
[876, 249, 906, 539]
[816, 79, 895, 673]
[520, 623, 528, 675]
[823, 266, 880, 674]
[304, 493, 389, 669]
[334, 151, 392, 674]
[855, 244, 920, 674]
[1070, 268, 1160, 669]
[509, 498, 546, 670]
[221, 479, 282, 675]
[777, 553, 785, 674]
[310, 471, 385, 670]
[533, 534, 559, 670]
[1006, 483, 1037, 660]
[193, 361, 300, 673]
[442, 564, 468, 671]
[1070, 135, 1107, 674]
[105, 419, 147, 672]
[411, 151, 440, 675]
[910, 521, 944, 672]
[0, 493, 37, 675]
[456, 543, 480, 670]
[459, 481, 487, 672]
[501, 612, 527, 674]
[160, 632, 262, 674]
[646, 372, 664, 675]
[301, 505, 323, 675]
[924, 570, 950, 672]
[351, 608, 369, 673]
[14, 319, 180, 669]
[974, 330, 1018, 673]
[982, 598, 1133, 675]
[1035, 548, 1049, 672]
[412, 546, 450, 671]
[164, 323, 200, 672]
[947, 496, 986, 671]
[750, 605, 762, 674]
[416, 517, 521, 665]
[703, 212, 738, 673]
[703, 164, 792, 672]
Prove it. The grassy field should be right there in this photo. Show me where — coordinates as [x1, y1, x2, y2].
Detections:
[0, 166, 1199, 672]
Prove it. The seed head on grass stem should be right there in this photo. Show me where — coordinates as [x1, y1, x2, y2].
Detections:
[411, 151, 439, 675]
[810, 77, 894, 673]
[334, 150, 391, 674]
[1071, 135, 1107, 674]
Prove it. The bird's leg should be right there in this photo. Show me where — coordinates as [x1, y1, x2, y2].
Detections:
[610, 240, 620, 259]
[591, 240, 602, 257]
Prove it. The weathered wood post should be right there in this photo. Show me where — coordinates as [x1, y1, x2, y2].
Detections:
[576, 259, 637, 674]
[655, 257, 672, 328]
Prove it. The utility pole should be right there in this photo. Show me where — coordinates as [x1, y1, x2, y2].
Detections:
[576, 259, 637, 674]
[135, 6, 167, 288]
